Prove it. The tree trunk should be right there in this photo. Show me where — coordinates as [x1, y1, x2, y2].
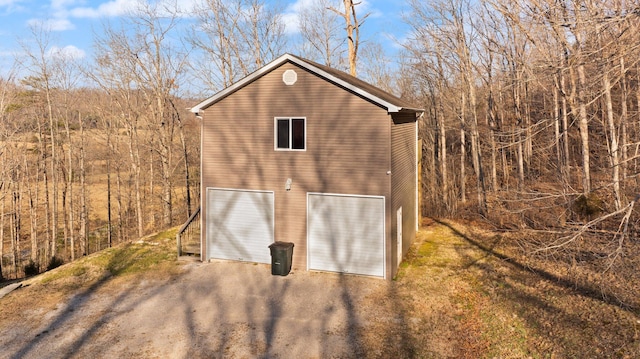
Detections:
[487, 72, 498, 192]
[438, 98, 448, 209]
[0, 187, 6, 282]
[575, 29, 591, 194]
[344, 0, 357, 76]
[619, 57, 628, 188]
[126, 120, 144, 239]
[468, 76, 487, 214]
[178, 118, 192, 218]
[603, 68, 620, 210]
[46, 85, 58, 260]
[11, 185, 20, 276]
[524, 81, 532, 174]
[554, 84, 562, 176]
[330, 0, 367, 77]
[64, 114, 75, 261]
[517, 130, 525, 190]
[77, 113, 87, 256]
[498, 89, 509, 187]
[636, 65, 640, 178]
[460, 92, 466, 203]
[1, 183, 5, 280]
[40, 125, 52, 264]
[25, 155, 38, 263]
[514, 82, 525, 189]
[106, 124, 113, 249]
[117, 168, 125, 242]
[560, 63, 571, 181]
[160, 141, 173, 227]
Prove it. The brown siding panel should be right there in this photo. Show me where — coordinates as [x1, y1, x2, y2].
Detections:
[390, 112, 417, 277]
[201, 62, 392, 272]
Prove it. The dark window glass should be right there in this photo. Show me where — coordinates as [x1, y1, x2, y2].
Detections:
[277, 119, 289, 149]
[291, 118, 305, 149]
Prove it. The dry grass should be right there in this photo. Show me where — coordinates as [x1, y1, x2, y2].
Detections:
[0, 227, 182, 320]
[393, 218, 640, 358]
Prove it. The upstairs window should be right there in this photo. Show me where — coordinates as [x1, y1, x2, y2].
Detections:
[275, 117, 306, 151]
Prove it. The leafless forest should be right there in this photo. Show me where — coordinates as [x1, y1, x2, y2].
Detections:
[1, 0, 639, 302]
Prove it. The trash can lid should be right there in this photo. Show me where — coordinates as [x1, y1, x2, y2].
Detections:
[269, 241, 294, 248]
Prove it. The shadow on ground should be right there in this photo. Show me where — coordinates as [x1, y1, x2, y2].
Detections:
[435, 219, 640, 357]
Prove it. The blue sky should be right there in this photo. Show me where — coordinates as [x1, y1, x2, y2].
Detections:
[0, 0, 412, 74]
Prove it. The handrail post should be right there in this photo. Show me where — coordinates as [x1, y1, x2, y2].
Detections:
[177, 232, 182, 257]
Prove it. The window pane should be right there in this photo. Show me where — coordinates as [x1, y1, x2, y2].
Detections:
[292, 118, 305, 150]
[277, 119, 289, 149]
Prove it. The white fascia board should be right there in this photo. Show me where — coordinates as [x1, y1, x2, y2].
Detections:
[190, 54, 295, 114]
[191, 54, 424, 114]
[285, 57, 403, 113]
[190, 53, 420, 114]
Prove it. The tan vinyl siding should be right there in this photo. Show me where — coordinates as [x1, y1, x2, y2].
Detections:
[200, 62, 391, 271]
[390, 112, 417, 277]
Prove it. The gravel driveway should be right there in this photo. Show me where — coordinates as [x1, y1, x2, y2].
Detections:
[1, 259, 401, 358]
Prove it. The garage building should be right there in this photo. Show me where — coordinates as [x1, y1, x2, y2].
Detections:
[191, 54, 423, 279]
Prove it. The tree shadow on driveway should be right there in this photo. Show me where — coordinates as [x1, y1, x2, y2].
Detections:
[4, 256, 421, 358]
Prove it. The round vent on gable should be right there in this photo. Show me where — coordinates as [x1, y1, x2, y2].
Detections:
[282, 69, 297, 85]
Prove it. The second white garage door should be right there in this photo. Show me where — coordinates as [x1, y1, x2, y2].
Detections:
[307, 193, 385, 278]
[206, 188, 274, 264]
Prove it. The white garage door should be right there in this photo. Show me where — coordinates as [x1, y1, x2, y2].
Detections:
[307, 193, 385, 277]
[206, 188, 274, 263]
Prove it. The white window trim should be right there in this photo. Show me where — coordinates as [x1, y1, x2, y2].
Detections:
[274, 117, 307, 151]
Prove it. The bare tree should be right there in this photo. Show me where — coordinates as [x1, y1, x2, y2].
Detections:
[359, 42, 397, 93]
[49, 48, 83, 261]
[20, 24, 61, 262]
[91, 24, 146, 238]
[405, 0, 487, 213]
[189, 0, 286, 91]
[0, 68, 20, 279]
[329, 0, 370, 77]
[297, 0, 345, 69]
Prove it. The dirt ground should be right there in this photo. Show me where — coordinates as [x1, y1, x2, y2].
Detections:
[1, 221, 639, 358]
[1, 261, 386, 358]
[1, 252, 419, 359]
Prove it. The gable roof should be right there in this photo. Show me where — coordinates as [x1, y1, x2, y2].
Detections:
[190, 53, 423, 115]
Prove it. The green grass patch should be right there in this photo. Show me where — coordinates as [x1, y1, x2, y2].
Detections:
[35, 227, 180, 288]
[402, 241, 436, 268]
[40, 265, 88, 285]
[103, 228, 178, 277]
[105, 242, 174, 276]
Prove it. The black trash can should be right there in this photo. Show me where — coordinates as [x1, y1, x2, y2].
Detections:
[268, 241, 294, 276]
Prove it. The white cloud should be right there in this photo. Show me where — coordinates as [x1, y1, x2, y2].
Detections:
[287, 0, 317, 13]
[67, 0, 203, 19]
[282, 0, 376, 35]
[27, 18, 75, 31]
[69, 0, 141, 18]
[0, 0, 26, 14]
[0, 49, 20, 58]
[281, 12, 300, 35]
[282, 0, 323, 35]
[51, 0, 79, 10]
[47, 44, 86, 59]
[0, 0, 22, 7]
